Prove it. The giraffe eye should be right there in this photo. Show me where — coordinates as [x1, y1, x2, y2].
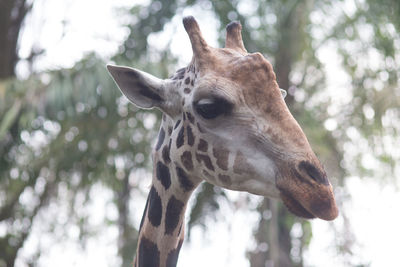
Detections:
[194, 97, 233, 119]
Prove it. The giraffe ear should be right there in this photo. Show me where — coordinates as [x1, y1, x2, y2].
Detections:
[107, 64, 165, 109]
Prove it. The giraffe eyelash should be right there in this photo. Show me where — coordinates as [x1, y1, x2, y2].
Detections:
[193, 97, 233, 119]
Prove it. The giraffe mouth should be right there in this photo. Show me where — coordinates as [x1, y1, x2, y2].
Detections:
[279, 191, 315, 219]
[278, 186, 338, 221]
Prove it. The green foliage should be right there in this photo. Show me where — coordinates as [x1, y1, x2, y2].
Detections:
[0, 101, 21, 141]
[1, 0, 399, 266]
[317, 0, 400, 181]
[0, 54, 160, 266]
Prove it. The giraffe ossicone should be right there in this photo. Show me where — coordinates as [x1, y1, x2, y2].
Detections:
[107, 16, 338, 267]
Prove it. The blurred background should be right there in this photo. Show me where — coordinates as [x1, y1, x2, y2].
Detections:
[0, 0, 399, 266]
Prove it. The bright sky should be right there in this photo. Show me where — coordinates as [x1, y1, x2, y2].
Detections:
[14, 0, 400, 267]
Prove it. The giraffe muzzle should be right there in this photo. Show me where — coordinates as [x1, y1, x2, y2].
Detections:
[276, 161, 339, 221]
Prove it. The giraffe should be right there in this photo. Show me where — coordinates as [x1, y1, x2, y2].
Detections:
[107, 16, 338, 267]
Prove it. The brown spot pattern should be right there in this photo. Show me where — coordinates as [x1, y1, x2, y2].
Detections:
[198, 139, 208, 152]
[196, 153, 214, 171]
[186, 112, 195, 124]
[176, 127, 184, 148]
[181, 151, 193, 171]
[165, 196, 184, 235]
[138, 237, 160, 267]
[174, 120, 181, 129]
[176, 166, 194, 192]
[162, 145, 171, 164]
[213, 147, 229, 170]
[155, 128, 165, 151]
[175, 68, 186, 80]
[166, 239, 183, 267]
[186, 125, 195, 146]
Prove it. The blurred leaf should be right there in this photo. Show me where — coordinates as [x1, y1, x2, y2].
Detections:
[0, 100, 21, 141]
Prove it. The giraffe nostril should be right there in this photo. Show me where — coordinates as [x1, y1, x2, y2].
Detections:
[298, 161, 329, 185]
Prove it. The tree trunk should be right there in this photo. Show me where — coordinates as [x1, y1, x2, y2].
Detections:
[249, 200, 296, 267]
[0, 0, 31, 79]
[268, 200, 280, 266]
[117, 174, 138, 267]
[248, 199, 270, 267]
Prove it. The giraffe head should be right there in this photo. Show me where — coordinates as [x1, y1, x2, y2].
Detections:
[107, 17, 338, 221]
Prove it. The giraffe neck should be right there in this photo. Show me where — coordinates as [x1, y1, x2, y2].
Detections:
[134, 117, 201, 267]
